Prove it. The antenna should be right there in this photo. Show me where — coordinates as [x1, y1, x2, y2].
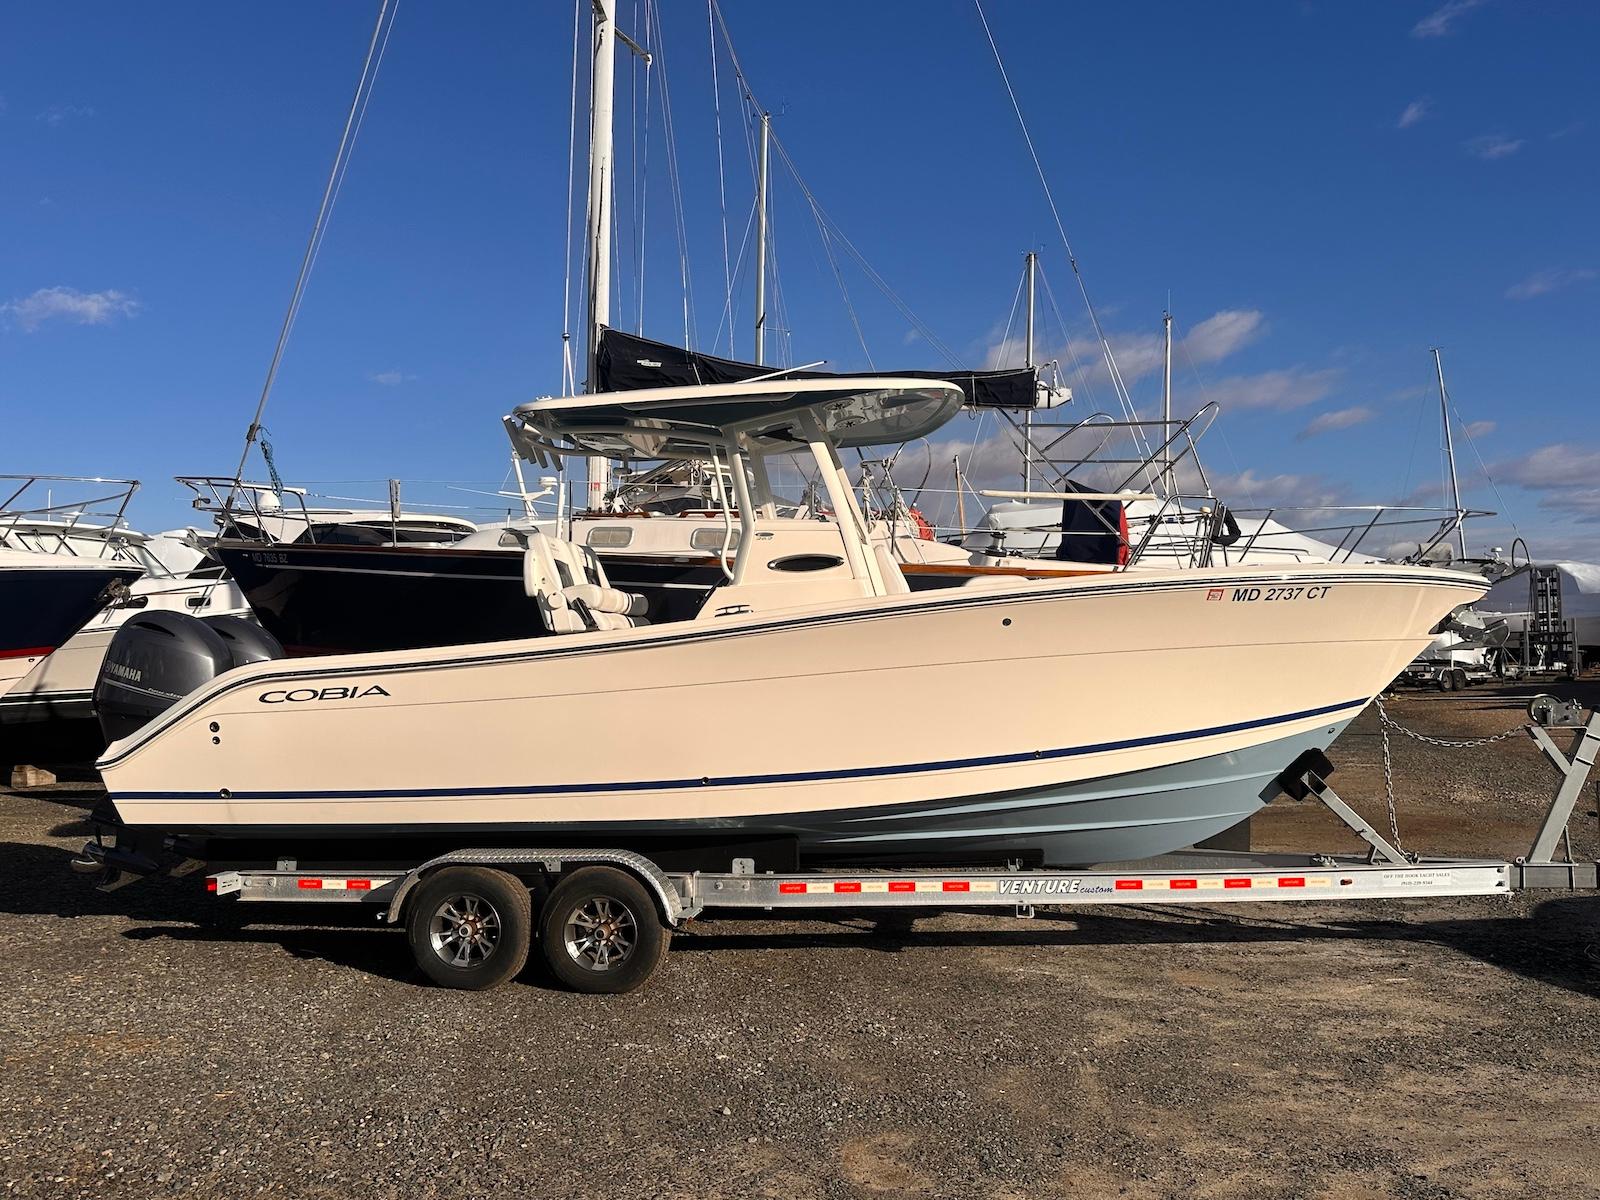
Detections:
[754, 110, 772, 364]
[1021, 250, 1037, 493]
[1162, 310, 1173, 499]
[1432, 347, 1468, 561]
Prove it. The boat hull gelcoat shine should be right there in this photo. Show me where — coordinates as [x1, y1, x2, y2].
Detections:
[96, 561, 1484, 867]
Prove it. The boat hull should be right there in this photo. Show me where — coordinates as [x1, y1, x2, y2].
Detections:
[0, 563, 142, 700]
[98, 564, 1485, 867]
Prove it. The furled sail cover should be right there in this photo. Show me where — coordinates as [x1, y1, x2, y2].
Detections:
[594, 328, 1041, 410]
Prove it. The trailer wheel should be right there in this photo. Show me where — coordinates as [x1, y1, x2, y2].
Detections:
[406, 866, 532, 991]
[539, 866, 669, 994]
[1452, 667, 1470, 690]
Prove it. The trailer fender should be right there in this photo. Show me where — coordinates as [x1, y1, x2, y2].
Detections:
[382, 848, 690, 927]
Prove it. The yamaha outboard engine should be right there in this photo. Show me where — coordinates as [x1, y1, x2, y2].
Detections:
[203, 614, 285, 667]
[95, 611, 283, 744]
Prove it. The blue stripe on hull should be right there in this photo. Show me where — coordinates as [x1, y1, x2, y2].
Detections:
[113, 697, 1365, 803]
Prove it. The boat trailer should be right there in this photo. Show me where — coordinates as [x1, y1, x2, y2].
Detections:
[92, 694, 1600, 994]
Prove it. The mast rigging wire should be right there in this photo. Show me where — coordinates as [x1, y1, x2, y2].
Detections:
[635, 0, 655, 334]
[648, 0, 696, 347]
[230, 0, 398, 489]
[560, 0, 583, 395]
[707, 0, 736, 356]
[1443, 379, 1521, 541]
[710, 0, 960, 368]
[971, 1, 1146, 439]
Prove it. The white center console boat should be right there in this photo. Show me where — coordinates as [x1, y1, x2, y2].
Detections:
[86, 378, 1487, 877]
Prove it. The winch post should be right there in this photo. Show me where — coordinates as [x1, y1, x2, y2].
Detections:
[1525, 712, 1600, 863]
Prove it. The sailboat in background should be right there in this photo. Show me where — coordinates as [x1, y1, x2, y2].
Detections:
[955, 280, 1484, 575]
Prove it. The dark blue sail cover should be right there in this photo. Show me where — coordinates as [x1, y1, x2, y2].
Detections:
[594, 327, 1041, 410]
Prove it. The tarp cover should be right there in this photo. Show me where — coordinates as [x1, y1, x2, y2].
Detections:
[1055, 479, 1129, 566]
[595, 327, 1041, 410]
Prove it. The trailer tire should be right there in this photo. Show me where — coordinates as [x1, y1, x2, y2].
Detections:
[406, 866, 532, 991]
[539, 866, 669, 994]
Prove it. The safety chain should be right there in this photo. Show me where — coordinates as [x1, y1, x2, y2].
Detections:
[1371, 696, 1529, 856]
[1373, 696, 1527, 750]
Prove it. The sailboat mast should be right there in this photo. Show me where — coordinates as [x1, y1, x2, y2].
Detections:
[1161, 310, 1173, 499]
[584, 0, 618, 510]
[1432, 346, 1467, 561]
[1022, 250, 1036, 493]
[754, 111, 771, 365]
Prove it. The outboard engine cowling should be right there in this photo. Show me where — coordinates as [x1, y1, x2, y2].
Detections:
[95, 611, 233, 744]
[202, 615, 285, 667]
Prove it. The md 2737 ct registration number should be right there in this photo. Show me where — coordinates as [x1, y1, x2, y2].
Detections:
[1206, 586, 1332, 602]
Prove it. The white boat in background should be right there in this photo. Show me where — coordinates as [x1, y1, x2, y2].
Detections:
[1, 529, 250, 730]
[1, 477, 152, 722]
[1480, 561, 1600, 657]
[956, 405, 1478, 575]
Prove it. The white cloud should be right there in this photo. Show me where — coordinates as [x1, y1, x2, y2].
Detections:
[1464, 132, 1523, 160]
[1199, 366, 1341, 412]
[1184, 309, 1266, 364]
[1463, 420, 1497, 438]
[1388, 383, 1432, 402]
[1210, 468, 1350, 511]
[1297, 405, 1374, 439]
[1412, 0, 1487, 38]
[1535, 489, 1600, 525]
[1493, 444, 1600, 489]
[35, 104, 95, 127]
[991, 308, 1266, 387]
[367, 369, 416, 386]
[1, 286, 139, 332]
[1506, 267, 1597, 300]
[1397, 98, 1432, 129]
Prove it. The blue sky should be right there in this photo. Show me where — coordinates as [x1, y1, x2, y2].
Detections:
[2, 1, 1597, 558]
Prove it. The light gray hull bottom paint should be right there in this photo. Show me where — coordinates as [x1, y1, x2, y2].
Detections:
[120, 721, 1354, 870]
[783, 719, 1354, 867]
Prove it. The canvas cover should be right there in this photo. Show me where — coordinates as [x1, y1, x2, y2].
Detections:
[594, 328, 1041, 410]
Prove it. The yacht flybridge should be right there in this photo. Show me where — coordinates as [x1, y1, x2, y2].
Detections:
[88, 378, 1488, 877]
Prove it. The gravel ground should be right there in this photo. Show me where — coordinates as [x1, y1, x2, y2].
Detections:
[2, 682, 1599, 1199]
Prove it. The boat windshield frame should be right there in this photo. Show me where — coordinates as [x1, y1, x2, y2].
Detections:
[506, 380, 963, 595]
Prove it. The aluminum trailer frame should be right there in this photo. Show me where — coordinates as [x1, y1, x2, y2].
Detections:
[88, 694, 1597, 992]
